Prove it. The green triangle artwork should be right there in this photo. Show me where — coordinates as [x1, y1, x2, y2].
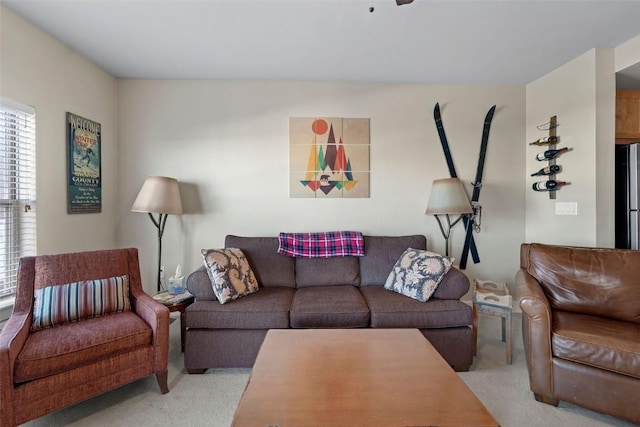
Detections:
[289, 117, 370, 198]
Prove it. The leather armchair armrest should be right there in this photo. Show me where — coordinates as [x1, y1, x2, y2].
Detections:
[0, 311, 31, 425]
[516, 269, 554, 399]
[131, 293, 170, 372]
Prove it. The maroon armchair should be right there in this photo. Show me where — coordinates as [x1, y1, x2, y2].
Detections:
[0, 248, 170, 426]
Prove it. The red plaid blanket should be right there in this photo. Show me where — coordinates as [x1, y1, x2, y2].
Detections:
[277, 231, 365, 258]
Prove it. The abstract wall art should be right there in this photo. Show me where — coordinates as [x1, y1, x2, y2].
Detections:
[289, 117, 370, 198]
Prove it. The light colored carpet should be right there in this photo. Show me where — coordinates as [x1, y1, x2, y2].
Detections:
[20, 313, 637, 427]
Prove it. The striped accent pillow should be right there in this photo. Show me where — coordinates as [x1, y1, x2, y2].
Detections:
[31, 275, 131, 331]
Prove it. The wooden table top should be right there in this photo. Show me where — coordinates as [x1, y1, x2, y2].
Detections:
[232, 329, 499, 427]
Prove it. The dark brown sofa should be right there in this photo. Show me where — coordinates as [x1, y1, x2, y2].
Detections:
[517, 243, 640, 424]
[185, 235, 474, 373]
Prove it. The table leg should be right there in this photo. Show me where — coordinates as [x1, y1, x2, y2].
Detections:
[505, 310, 512, 364]
[472, 303, 478, 356]
[180, 310, 186, 353]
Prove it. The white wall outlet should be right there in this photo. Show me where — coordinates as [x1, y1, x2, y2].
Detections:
[555, 202, 578, 215]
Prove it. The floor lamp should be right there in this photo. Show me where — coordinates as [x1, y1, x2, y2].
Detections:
[131, 176, 183, 292]
[426, 178, 473, 259]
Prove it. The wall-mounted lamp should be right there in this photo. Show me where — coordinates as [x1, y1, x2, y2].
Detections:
[131, 176, 183, 292]
[426, 177, 473, 258]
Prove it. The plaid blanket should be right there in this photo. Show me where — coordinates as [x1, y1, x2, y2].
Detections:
[277, 231, 365, 258]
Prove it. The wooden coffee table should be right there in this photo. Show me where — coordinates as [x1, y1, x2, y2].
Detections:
[232, 329, 499, 427]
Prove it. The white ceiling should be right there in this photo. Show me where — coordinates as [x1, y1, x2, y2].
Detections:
[3, 0, 640, 85]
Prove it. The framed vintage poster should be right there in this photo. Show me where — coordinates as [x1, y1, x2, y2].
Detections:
[67, 112, 101, 213]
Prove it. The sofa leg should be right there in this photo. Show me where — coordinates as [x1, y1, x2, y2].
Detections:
[156, 370, 169, 394]
[186, 368, 207, 374]
[534, 393, 559, 406]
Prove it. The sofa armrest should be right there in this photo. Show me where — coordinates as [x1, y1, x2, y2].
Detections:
[131, 293, 170, 372]
[433, 267, 470, 300]
[0, 310, 31, 425]
[187, 266, 217, 301]
[516, 268, 554, 398]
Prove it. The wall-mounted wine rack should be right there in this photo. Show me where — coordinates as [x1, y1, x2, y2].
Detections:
[547, 116, 558, 200]
[531, 115, 569, 199]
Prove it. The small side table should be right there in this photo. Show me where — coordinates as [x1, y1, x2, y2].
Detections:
[472, 280, 513, 364]
[153, 291, 195, 352]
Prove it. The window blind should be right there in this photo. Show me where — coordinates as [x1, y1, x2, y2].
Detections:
[0, 98, 36, 298]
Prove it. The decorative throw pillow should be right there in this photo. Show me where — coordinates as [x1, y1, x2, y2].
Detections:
[31, 275, 131, 331]
[202, 248, 259, 304]
[384, 248, 452, 302]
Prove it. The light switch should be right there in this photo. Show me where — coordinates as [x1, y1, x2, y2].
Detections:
[555, 202, 578, 215]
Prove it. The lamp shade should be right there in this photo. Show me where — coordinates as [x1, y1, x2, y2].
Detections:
[131, 176, 183, 215]
[426, 178, 473, 215]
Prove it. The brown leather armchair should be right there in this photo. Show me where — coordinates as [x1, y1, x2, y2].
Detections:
[0, 248, 170, 426]
[516, 243, 640, 424]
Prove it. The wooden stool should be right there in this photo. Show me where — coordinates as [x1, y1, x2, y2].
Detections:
[472, 280, 513, 364]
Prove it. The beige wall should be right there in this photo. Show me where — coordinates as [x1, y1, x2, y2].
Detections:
[2, 3, 628, 299]
[117, 81, 526, 294]
[595, 49, 616, 246]
[21, 4, 636, 298]
[525, 48, 616, 247]
[0, 6, 119, 254]
[615, 33, 640, 72]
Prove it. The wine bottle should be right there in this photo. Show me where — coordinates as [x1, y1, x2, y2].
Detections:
[529, 136, 559, 146]
[532, 180, 568, 191]
[535, 147, 570, 161]
[530, 164, 561, 177]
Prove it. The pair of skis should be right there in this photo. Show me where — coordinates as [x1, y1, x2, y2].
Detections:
[433, 102, 496, 269]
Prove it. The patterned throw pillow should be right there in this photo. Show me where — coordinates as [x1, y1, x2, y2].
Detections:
[31, 275, 131, 331]
[202, 248, 259, 304]
[384, 248, 452, 302]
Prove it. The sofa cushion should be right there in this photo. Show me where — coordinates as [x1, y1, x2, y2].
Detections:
[202, 248, 259, 304]
[360, 286, 472, 328]
[522, 243, 640, 323]
[290, 286, 369, 328]
[384, 249, 452, 302]
[31, 275, 131, 331]
[552, 311, 640, 379]
[15, 312, 151, 383]
[186, 287, 294, 329]
[359, 235, 427, 286]
[295, 257, 360, 287]
[225, 235, 296, 288]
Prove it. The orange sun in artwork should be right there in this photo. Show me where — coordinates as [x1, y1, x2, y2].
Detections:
[311, 119, 328, 135]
